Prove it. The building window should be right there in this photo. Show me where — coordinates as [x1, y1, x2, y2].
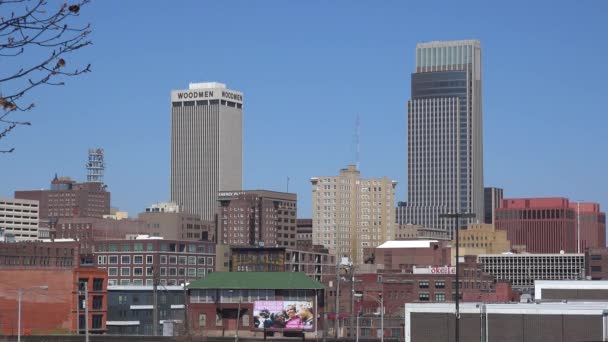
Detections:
[592, 266, 602, 272]
[92, 314, 103, 329]
[108, 267, 118, 276]
[419, 293, 430, 301]
[179, 268, 185, 276]
[93, 296, 103, 310]
[169, 268, 177, 276]
[146, 267, 154, 276]
[93, 278, 104, 291]
[435, 293, 445, 302]
[435, 281, 445, 289]
[121, 267, 130, 276]
[197, 257, 206, 265]
[160, 255, 167, 264]
[133, 255, 143, 264]
[169, 256, 177, 264]
[198, 268, 206, 277]
[134, 243, 143, 251]
[160, 267, 167, 276]
[592, 255, 602, 261]
[121, 255, 131, 264]
[188, 268, 196, 277]
[133, 267, 143, 276]
[199, 313, 207, 327]
[179, 256, 187, 265]
[97, 256, 106, 265]
[133, 279, 143, 286]
[121, 243, 130, 252]
[109, 256, 118, 264]
[146, 255, 153, 264]
[120, 279, 130, 285]
[419, 281, 429, 289]
[207, 257, 214, 266]
[188, 256, 196, 265]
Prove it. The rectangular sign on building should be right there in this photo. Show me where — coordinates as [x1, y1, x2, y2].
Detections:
[253, 300, 314, 331]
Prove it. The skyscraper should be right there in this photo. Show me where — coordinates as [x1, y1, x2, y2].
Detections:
[311, 165, 397, 264]
[170, 82, 243, 221]
[401, 40, 484, 235]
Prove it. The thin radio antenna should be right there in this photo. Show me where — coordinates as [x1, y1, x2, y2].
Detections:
[355, 113, 360, 170]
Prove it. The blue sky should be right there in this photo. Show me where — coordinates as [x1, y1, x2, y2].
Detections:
[2, 1, 607, 218]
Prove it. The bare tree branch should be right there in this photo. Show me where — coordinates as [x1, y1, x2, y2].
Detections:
[0, 0, 92, 153]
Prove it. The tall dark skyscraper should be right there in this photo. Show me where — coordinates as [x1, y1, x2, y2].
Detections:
[401, 40, 484, 235]
[170, 82, 243, 220]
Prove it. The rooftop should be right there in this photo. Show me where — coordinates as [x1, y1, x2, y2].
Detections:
[188, 272, 325, 290]
[376, 240, 439, 249]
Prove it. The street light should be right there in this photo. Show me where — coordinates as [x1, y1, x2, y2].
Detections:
[228, 289, 241, 342]
[353, 292, 383, 342]
[439, 212, 476, 342]
[18, 285, 48, 342]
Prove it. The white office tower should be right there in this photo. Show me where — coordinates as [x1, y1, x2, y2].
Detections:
[170, 82, 243, 220]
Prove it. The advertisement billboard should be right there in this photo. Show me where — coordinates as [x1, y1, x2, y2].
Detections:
[253, 300, 314, 331]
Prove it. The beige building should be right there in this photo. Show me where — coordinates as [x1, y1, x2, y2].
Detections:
[452, 223, 511, 263]
[138, 202, 214, 241]
[395, 223, 451, 241]
[311, 165, 397, 264]
[0, 198, 39, 241]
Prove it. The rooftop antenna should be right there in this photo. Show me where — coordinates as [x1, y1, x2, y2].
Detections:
[356, 113, 360, 170]
[86, 148, 105, 183]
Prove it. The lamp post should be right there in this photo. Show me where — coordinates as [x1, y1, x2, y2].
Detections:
[353, 292, 383, 342]
[439, 212, 475, 342]
[18, 285, 48, 342]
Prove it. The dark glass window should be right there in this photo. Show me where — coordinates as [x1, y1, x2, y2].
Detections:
[93, 296, 103, 310]
[92, 314, 103, 329]
[93, 278, 103, 291]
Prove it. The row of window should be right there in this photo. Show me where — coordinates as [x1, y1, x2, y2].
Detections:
[98, 255, 214, 266]
[106, 266, 211, 277]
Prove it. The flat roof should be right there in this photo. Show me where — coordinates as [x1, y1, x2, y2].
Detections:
[188, 272, 324, 290]
[405, 302, 608, 315]
[377, 240, 439, 249]
[535, 280, 608, 300]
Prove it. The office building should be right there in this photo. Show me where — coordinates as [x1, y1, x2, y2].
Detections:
[93, 237, 216, 287]
[138, 202, 214, 241]
[170, 82, 243, 221]
[311, 165, 397, 264]
[495, 197, 606, 253]
[484, 187, 503, 224]
[15, 175, 110, 226]
[478, 253, 585, 291]
[0, 197, 39, 241]
[217, 190, 297, 247]
[401, 40, 484, 236]
[296, 218, 313, 251]
[452, 223, 511, 263]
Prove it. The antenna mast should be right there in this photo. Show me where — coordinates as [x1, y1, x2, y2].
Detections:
[356, 114, 360, 170]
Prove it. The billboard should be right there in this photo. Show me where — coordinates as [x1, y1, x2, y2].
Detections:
[253, 300, 314, 330]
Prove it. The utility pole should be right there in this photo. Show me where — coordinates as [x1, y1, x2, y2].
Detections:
[84, 281, 89, 342]
[334, 260, 340, 338]
[153, 266, 159, 336]
[235, 294, 241, 342]
[439, 212, 476, 342]
[76, 271, 80, 335]
[350, 266, 355, 338]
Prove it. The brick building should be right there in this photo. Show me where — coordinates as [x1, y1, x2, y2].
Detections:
[15, 175, 111, 227]
[93, 237, 216, 287]
[585, 247, 608, 280]
[188, 272, 324, 337]
[452, 223, 511, 263]
[230, 246, 336, 281]
[217, 190, 297, 247]
[296, 219, 313, 251]
[363, 240, 451, 272]
[496, 197, 606, 253]
[0, 240, 107, 335]
[52, 217, 147, 255]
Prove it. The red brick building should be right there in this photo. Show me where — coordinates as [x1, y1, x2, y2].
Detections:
[363, 240, 451, 272]
[217, 190, 297, 247]
[15, 175, 111, 227]
[0, 241, 107, 335]
[496, 198, 606, 253]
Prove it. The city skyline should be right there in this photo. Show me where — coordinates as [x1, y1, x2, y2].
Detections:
[1, 1, 607, 220]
